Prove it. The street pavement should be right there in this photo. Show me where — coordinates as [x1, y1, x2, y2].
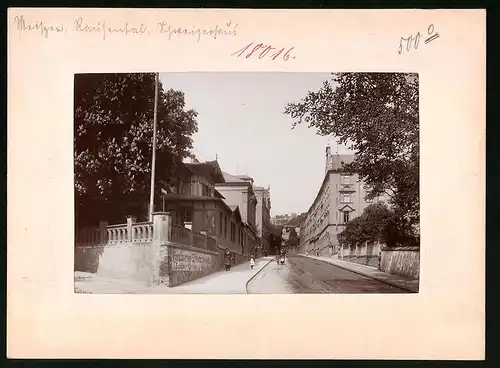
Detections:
[306, 254, 419, 292]
[75, 257, 274, 294]
[247, 255, 409, 293]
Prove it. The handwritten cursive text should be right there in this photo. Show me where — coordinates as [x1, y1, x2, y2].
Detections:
[13, 15, 66, 38]
[158, 20, 238, 41]
[232, 42, 296, 61]
[75, 17, 148, 40]
[398, 24, 440, 55]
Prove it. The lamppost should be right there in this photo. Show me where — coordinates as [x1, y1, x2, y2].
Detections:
[148, 72, 159, 221]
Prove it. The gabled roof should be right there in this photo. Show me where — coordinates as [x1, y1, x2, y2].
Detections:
[185, 160, 226, 184]
[229, 205, 243, 222]
[214, 189, 225, 199]
[222, 171, 246, 183]
[339, 204, 355, 212]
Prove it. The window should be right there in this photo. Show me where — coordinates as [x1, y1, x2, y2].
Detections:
[219, 212, 223, 235]
[341, 175, 351, 185]
[202, 183, 212, 197]
[181, 208, 192, 223]
[343, 211, 350, 223]
[224, 216, 228, 238]
[341, 193, 351, 203]
[230, 222, 236, 242]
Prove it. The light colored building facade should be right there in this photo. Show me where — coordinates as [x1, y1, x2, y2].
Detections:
[272, 213, 298, 226]
[254, 186, 273, 255]
[301, 146, 385, 257]
[215, 172, 259, 252]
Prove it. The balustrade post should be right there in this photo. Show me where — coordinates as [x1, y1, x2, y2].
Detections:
[99, 221, 108, 245]
[126, 216, 136, 243]
[153, 212, 172, 244]
[200, 230, 208, 249]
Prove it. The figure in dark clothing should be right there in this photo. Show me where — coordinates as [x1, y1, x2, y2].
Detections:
[224, 248, 232, 271]
[279, 248, 286, 265]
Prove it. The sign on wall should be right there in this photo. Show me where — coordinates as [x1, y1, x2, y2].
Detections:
[171, 248, 214, 271]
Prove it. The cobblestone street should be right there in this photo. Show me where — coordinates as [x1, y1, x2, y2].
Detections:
[247, 255, 410, 293]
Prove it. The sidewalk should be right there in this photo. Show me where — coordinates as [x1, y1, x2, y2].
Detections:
[75, 257, 274, 294]
[171, 256, 273, 294]
[302, 255, 419, 293]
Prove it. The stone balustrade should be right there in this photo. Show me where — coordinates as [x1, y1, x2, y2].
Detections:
[131, 222, 154, 242]
[106, 224, 128, 244]
[76, 214, 217, 251]
[76, 227, 104, 247]
[171, 224, 191, 246]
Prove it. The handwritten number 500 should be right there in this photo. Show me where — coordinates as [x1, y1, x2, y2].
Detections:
[398, 33, 421, 55]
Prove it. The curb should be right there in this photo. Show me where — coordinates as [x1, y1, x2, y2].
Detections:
[295, 254, 418, 293]
[245, 257, 275, 294]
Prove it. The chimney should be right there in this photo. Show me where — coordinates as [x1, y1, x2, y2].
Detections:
[325, 145, 332, 174]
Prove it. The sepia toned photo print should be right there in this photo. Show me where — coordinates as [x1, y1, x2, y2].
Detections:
[74, 72, 420, 294]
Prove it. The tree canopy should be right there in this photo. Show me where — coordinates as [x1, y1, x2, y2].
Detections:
[284, 73, 419, 235]
[74, 73, 198, 226]
[338, 202, 418, 247]
[285, 227, 299, 248]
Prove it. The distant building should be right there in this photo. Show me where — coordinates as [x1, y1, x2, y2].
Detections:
[272, 213, 298, 226]
[254, 185, 273, 255]
[301, 146, 386, 257]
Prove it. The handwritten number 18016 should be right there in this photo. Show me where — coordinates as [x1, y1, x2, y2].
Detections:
[232, 42, 296, 61]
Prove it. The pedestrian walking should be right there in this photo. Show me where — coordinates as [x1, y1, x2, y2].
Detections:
[224, 248, 232, 271]
[250, 256, 256, 270]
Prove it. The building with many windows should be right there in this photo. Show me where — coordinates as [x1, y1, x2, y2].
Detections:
[162, 159, 255, 255]
[254, 185, 273, 255]
[214, 172, 260, 253]
[300, 146, 385, 257]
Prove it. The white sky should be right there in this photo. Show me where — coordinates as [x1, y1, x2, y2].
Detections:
[159, 72, 352, 217]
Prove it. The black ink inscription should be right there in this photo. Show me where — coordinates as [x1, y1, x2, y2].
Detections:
[398, 33, 421, 55]
[75, 17, 107, 40]
[14, 15, 66, 38]
[399, 24, 439, 55]
[75, 17, 148, 40]
[158, 20, 238, 41]
[424, 24, 439, 44]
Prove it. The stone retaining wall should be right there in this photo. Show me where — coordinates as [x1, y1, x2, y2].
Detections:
[161, 243, 220, 287]
[379, 246, 420, 279]
[74, 212, 245, 289]
[341, 255, 379, 268]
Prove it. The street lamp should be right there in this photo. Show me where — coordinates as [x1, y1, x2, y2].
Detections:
[148, 72, 160, 221]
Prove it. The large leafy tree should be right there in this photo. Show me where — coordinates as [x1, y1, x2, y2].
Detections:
[285, 227, 299, 248]
[338, 202, 417, 247]
[74, 73, 198, 226]
[284, 73, 419, 238]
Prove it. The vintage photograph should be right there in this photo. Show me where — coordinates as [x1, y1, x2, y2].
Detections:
[74, 72, 420, 294]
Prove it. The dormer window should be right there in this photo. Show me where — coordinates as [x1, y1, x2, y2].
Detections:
[341, 175, 351, 185]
